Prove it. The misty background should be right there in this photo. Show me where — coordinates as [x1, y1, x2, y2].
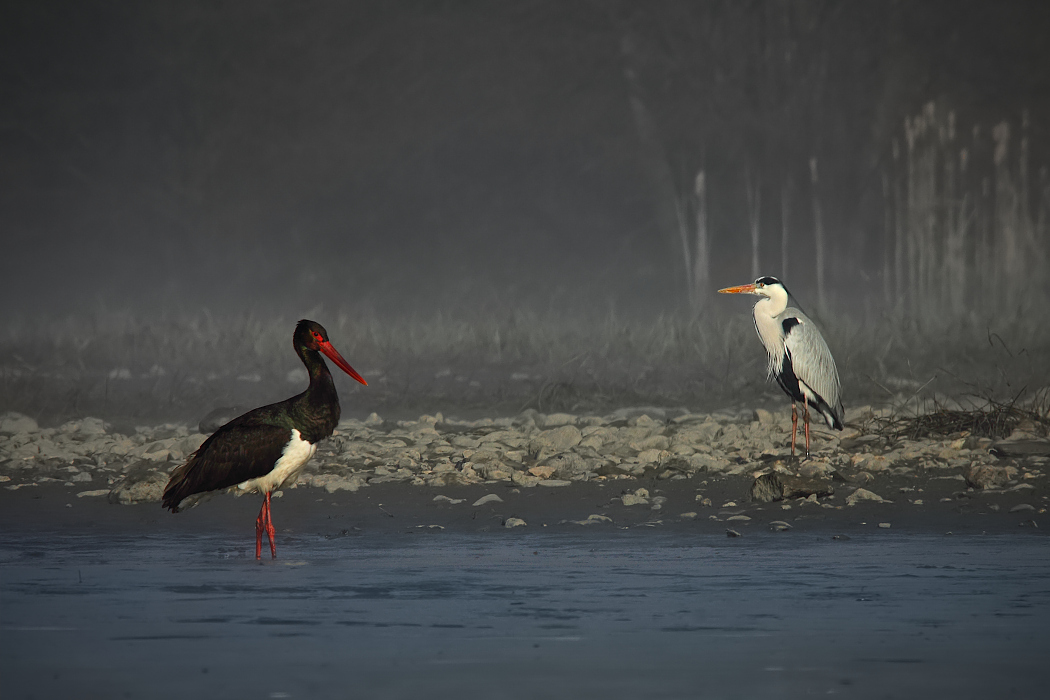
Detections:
[3, 1, 1050, 423]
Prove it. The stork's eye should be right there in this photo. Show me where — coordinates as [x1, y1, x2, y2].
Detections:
[312, 331, 324, 342]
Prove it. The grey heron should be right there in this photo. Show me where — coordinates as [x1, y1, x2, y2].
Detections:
[718, 276, 844, 457]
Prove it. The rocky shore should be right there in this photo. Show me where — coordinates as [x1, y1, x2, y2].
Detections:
[2, 403, 1048, 536]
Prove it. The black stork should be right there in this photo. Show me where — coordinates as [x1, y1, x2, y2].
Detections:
[162, 319, 367, 559]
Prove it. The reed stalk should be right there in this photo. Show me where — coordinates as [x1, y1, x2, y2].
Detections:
[809, 157, 827, 314]
[883, 104, 1049, 322]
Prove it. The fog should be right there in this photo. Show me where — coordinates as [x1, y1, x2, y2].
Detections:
[4, 0, 1048, 319]
[3, 2, 1050, 424]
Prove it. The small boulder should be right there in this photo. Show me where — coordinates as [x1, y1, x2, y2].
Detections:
[568, 514, 613, 525]
[528, 465, 556, 479]
[845, 488, 892, 505]
[541, 413, 577, 429]
[621, 488, 650, 506]
[750, 473, 834, 503]
[964, 465, 1018, 490]
[543, 452, 590, 479]
[109, 462, 170, 504]
[0, 412, 38, 434]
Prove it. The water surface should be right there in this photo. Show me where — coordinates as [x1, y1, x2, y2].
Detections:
[2, 531, 1046, 699]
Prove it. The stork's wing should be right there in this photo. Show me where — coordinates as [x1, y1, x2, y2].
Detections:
[162, 422, 291, 511]
[782, 309, 844, 427]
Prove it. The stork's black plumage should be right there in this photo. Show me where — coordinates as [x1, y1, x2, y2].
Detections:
[162, 319, 367, 558]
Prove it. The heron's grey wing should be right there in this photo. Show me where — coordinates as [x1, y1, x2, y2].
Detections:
[782, 309, 843, 423]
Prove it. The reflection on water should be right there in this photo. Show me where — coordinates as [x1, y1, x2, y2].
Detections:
[2, 532, 1048, 699]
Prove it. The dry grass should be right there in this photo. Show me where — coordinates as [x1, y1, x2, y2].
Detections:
[872, 396, 1050, 442]
[3, 302, 1050, 427]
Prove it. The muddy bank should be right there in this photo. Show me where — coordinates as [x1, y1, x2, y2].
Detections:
[2, 405, 1047, 541]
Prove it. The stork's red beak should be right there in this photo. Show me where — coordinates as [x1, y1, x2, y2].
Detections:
[317, 341, 367, 385]
[718, 283, 758, 295]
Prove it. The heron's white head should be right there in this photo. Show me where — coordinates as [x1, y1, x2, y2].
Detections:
[718, 276, 792, 376]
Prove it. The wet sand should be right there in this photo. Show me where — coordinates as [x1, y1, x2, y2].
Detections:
[1, 471, 1046, 541]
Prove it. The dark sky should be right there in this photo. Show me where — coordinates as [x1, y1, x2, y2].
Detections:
[3, 1, 1048, 319]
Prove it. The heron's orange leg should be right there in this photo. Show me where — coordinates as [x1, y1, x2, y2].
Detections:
[803, 403, 811, 459]
[790, 403, 798, 456]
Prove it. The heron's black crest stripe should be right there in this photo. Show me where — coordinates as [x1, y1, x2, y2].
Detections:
[755, 276, 781, 286]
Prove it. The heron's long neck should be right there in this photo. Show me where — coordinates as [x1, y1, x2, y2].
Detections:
[753, 294, 788, 378]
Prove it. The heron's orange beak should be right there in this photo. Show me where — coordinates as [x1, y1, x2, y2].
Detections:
[718, 283, 757, 295]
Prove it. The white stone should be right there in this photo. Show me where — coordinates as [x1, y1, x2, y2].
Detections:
[846, 488, 892, 505]
[621, 490, 649, 506]
[541, 413, 577, 428]
[570, 514, 613, 525]
[528, 425, 582, 457]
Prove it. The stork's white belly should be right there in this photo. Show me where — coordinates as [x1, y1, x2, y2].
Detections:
[236, 428, 316, 495]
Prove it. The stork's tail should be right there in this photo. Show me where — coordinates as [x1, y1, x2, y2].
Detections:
[161, 461, 194, 512]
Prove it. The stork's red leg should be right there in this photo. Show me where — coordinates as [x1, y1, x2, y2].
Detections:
[264, 491, 277, 559]
[255, 497, 266, 560]
[790, 403, 798, 456]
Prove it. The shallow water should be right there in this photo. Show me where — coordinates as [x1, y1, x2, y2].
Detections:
[2, 531, 1047, 699]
